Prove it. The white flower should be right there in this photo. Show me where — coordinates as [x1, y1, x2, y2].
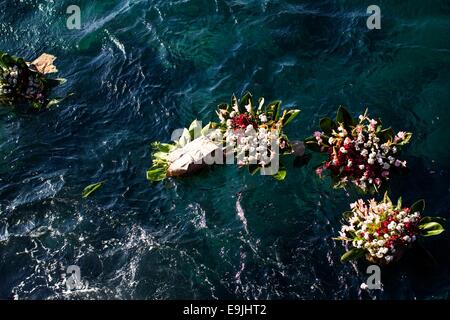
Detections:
[360, 283, 369, 290]
[387, 221, 397, 230]
[259, 114, 267, 123]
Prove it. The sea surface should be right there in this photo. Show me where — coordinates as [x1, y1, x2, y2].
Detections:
[0, 0, 449, 299]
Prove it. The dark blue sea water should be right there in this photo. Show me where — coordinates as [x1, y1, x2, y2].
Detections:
[0, 0, 449, 299]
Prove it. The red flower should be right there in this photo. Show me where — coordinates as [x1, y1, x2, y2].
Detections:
[231, 114, 257, 130]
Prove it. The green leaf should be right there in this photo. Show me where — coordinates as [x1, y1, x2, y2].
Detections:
[248, 164, 260, 175]
[146, 168, 167, 182]
[396, 196, 402, 210]
[266, 100, 281, 121]
[231, 94, 244, 113]
[419, 222, 445, 237]
[336, 106, 353, 128]
[178, 128, 191, 147]
[82, 181, 106, 198]
[46, 98, 63, 108]
[240, 91, 253, 114]
[304, 136, 322, 152]
[319, 117, 335, 135]
[378, 128, 394, 143]
[397, 132, 413, 146]
[153, 151, 169, 161]
[273, 167, 287, 180]
[201, 123, 211, 136]
[382, 191, 392, 204]
[46, 77, 67, 88]
[340, 248, 365, 263]
[410, 199, 425, 214]
[189, 119, 202, 139]
[342, 211, 354, 220]
[152, 142, 175, 153]
[217, 103, 230, 112]
[281, 109, 300, 127]
[419, 216, 446, 225]
[257, 97, 265, 110]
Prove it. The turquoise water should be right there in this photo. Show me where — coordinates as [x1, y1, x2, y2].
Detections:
[0, 0, 449, 299]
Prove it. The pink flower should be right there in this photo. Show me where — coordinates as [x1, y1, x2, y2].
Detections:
[314, 131, 322, 138]
[397, 131, 405, 140]
[344, 137, 352, 146]
[368, 119, 378, 131]
[394, 160, 402, 167]
[382, 171, 389, 177]
[315, 166, 324, 177]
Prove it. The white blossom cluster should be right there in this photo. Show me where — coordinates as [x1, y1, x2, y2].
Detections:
[224, 125, 279, 167]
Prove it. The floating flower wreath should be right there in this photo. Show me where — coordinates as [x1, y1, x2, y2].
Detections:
[147, 92, 300, 181]
[305, 106, 412, 193]
[335, 193, 445, 265]
[0, 50, 66, 111]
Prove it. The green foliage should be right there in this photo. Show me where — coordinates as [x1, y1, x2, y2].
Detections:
[419, 221, 445, 237]
[281, 109, 301, 127]
[410, 199, 425, 214]
[336, 106, 353, 128]
[319, 117, 335, 135]
[273, 167, 287, 181]
[340, 248, 365, 263]
[82, 181, 106, 198]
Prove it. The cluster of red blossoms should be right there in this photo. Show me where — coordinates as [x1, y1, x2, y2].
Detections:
[230, 113, 257, 130]
[313, 113, 411, 192]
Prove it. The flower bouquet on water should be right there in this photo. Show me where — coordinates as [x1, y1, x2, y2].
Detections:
[335, 193, 445, 265]
[305, 106, 412, 193]
[0, 50, 66, 111]
[217, 92, 300, 179]
[147, 92, 301, 182]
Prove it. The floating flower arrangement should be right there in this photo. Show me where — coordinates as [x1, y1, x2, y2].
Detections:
[0, 50, 66, 111]
[305, 106, 412, 193]
[147, 92, 300, 181]
[335, 193, 445, 265]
